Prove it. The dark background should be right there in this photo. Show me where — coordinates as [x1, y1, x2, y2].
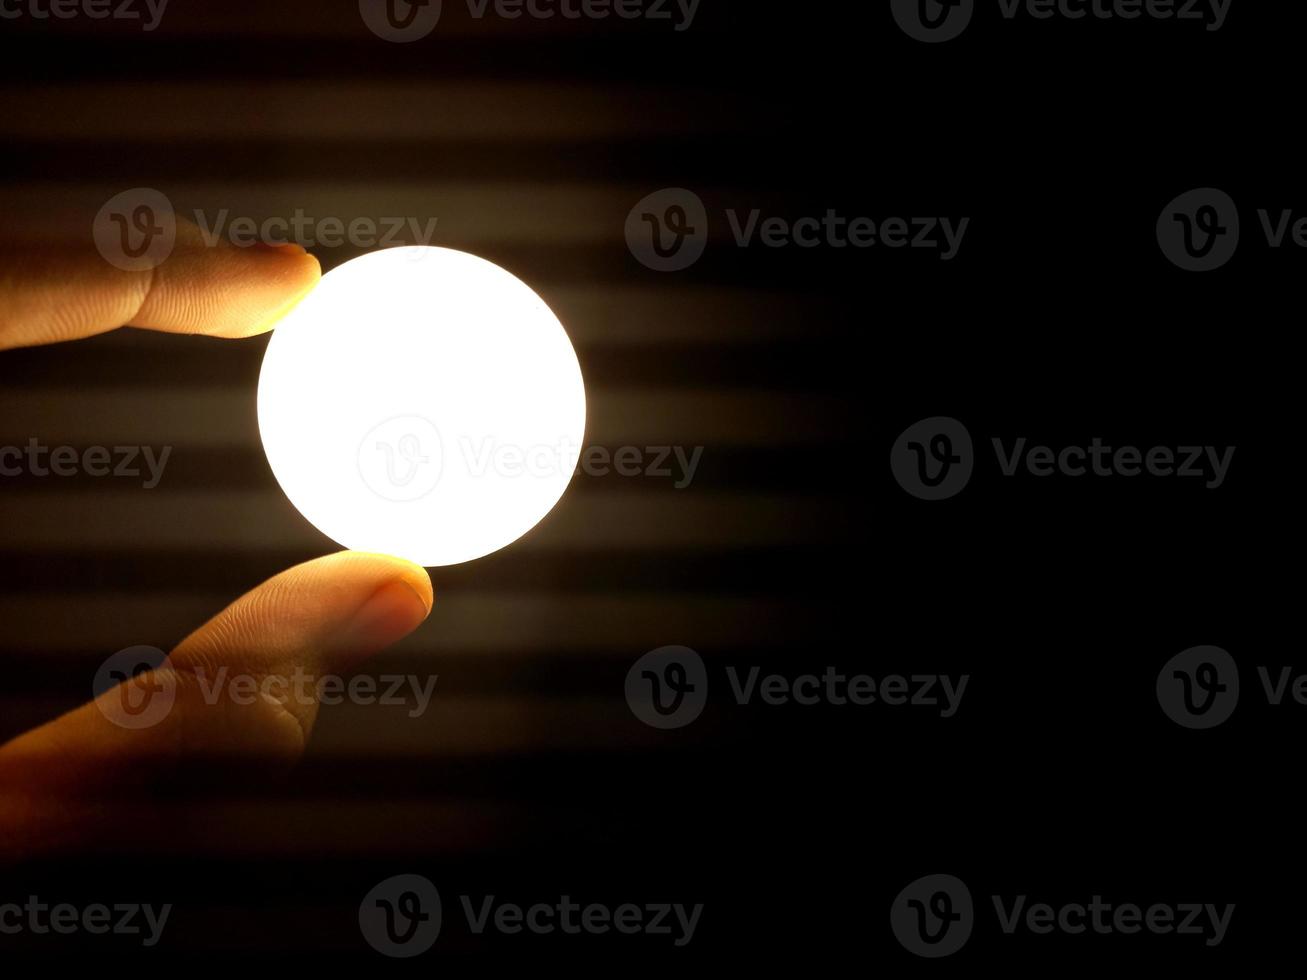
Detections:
[0, 0, 1295, 967]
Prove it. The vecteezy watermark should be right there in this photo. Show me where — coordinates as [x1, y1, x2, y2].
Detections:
[891, 874, 1234, 957]
[0, 439, 171, 489]
[576, 444, 702, 488]
[92, 188, 439, 271]
[359, 875, 702, 956]
[359, 0, 443, 41]
[359, 0, 700, 42]
[358, 420, 704, 501]
[92, 646, 176, 730]
[0, 897, 172, 947]
[624, 189, 708, 272]
[460, 895, 702, 947]
[625, 188, 969, 271]
[192, 668, 438, 719]
[191, 209, 439, 253]
[92, 646, 439, 730]
[1157, 187, 1307, 272]
[359, 416, 445, 503]
[1157, 645, 1239, 729]
[890, 874, 974, 957]
[728, 667, 968, 716]
[891, 417, 1235, 500]
[625, 646, 969, 729]
[1157, 188, 1238, 271]
[360, 875, 443, 957]
[1158, 645, 1307, 729]
[891, 0, 1231, 43]
[625, 646, 710, 729]
[93, 188, 177, 272]
[0, 0, 169, 30]
[889, 417, 975, 501]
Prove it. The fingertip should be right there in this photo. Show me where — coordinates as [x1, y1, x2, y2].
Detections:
[350, 552, 434, 616]
[258, 241, 321, 285]
[318, 554, 432, 673]
[206, 243, 322, 338]
[399, 564, 436, 617]
[129, 233, 322, 339]
[342, 578, 430, 658]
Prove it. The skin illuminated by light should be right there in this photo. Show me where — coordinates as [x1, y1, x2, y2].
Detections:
[257, 246, 586, 567]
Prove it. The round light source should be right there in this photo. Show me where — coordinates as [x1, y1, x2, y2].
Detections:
[257, 246, 586, 567]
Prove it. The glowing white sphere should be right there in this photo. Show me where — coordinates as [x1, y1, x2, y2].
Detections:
[257, 246, 586, 567]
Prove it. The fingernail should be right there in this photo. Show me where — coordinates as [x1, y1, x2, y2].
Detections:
[340, 579, 432, 661]
[399, 572, 434, 615]
[254, 240, 308, 257]
[255, 253, 323, 333]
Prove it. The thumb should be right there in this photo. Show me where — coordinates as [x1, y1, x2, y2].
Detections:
[0, 552, 433, 861]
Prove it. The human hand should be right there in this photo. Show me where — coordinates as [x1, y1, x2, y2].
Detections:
[0, 223, 434, 862]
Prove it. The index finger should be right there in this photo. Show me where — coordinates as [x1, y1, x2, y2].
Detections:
[0, 218, 321, 352]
